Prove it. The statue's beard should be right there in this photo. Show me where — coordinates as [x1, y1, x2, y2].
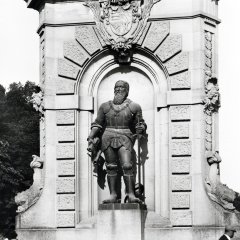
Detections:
[113, 92, 128, 105]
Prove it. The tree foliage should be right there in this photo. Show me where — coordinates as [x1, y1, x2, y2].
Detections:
[0, 82, 40, 238]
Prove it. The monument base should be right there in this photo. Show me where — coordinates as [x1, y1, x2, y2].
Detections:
[17, 226, 238, 240]
[97, 203, 147, 240]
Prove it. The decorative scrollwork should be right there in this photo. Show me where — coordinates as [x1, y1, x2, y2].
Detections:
[85, 0, 160, 63]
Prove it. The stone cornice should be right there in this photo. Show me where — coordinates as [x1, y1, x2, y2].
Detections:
[36, 11, 220, 34]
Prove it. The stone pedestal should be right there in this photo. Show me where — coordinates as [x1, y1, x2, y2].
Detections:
[97, 204, 147, 240]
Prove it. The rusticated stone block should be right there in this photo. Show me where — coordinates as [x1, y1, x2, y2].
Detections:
[171, 122, 189, 139]
[57, 212, 75, 227]
[156, 35, 182, 62]
[57, 144, 75, 159]
[169, 72, 191, 89]
[58, 59, 80, 80]
[56, 77, 75, 95]
[172, 176, 192, 191]
[170, 106, 191, 121]
[57, 178, 75, 193]
[93, 26, 107, 47]
[58, 126, 75, 142]
[171, 158, 190, 174]
[136, 22, 151, 46]
[58, 195, 75, 210]
[144, 21, 169, 52]
[64, 41, 89, 67]
[56, 110, 75, 125]
[172, 141, 192, 156]
[76, 25, 101, 55]
[171, 193, 190, 209]
[57, 161, 75, 177]
[171, 210, 192, 226]
[165, 52, 189, 75]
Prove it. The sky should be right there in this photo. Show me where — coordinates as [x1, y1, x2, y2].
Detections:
[0, 0, 239, 192]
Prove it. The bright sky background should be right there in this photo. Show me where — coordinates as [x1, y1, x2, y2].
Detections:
[0, 0, 239, 192]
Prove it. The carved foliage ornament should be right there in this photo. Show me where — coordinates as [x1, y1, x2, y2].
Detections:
[203, 77, 221, 115]
[85, 0, 160, 62]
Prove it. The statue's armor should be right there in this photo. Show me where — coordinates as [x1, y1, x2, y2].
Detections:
[91, 98, 145, 152]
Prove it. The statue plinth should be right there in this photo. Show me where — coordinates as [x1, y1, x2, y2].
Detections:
[97, 203, 147, 240]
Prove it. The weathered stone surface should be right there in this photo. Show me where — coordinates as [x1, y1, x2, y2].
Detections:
[171, 193, 190, 209]
[58, 59, 80, 80]
[205, 58, 212, 68]
[171, 210, 192, 226]
[64, 40, 89, 67]
[156, 35, 182, 62]
[57, 212, 75, 227]
[56, 77, 75, 95]
[58, 161, 75, 177]
[79, 96, 94, 111]
[136, 22, 151, 46]
[172, 176, 192, 191]
[171, 122, 189, 139]
[58, 126, 75, 142]
[57, 144, 75, 159]
[165, 52, 189, 75]
[144, 21, 169, 52]
[57, 178, 75, 193]
[76, 25, 101, 55]
[58, 195, 75, 210]
[171, 158, 190, 174]
[56, 110, 75, 125]
[169, 72, 191, 89]
[170, 106, 191, 121]
[172, 141, 192, 156]
[93, 26, 107, 47]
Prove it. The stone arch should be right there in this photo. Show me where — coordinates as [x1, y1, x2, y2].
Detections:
[56, 22, 191, 224]
[57, 23, 190, 96]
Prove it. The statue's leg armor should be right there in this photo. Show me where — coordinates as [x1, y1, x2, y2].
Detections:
[118, 147, 141, 203]
[103, 147, 119, 203]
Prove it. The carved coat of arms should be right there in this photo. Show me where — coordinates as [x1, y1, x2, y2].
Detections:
[85, 0, 160, 62]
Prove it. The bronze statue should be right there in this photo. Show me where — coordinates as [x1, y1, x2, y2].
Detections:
[87, 80, 147, 203]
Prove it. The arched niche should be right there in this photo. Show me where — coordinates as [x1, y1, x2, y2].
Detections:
[76, 50, 170, 222]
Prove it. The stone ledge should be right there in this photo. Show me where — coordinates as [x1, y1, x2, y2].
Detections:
[167, 90, 203, 106]
[45, 96, 93, 110]
[99, 203, 147, 211]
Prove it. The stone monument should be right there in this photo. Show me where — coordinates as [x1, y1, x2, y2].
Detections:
[15, 0, 240, 239]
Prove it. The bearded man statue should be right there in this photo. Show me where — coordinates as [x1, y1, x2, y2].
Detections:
[87, 80, 147, 203]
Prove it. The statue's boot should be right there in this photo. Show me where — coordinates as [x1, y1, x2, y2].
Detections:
[103, 175, 118, 204]
[124, 175, 142, 203]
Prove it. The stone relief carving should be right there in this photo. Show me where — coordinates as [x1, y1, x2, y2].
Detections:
[202, 31, 240, 212]
[205, 151, 240, 212]
[203, 77, 220, 115]
[203, 32, 239, 213]
[15, 155, 44, 213]
[85, 0, 161, 62]
[203, 31, 216, 152]
[30, 89, 44, 120]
